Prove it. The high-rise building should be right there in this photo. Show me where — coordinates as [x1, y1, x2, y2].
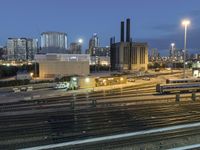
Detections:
[0, 46, 5, 60]
[69, 42, 82, 54]
[27, 39, 38, 60]
[7, 38, 26, 61]
[6, 39, 15, 60]
[6, 38, 38, 61]
[41, 31, 67, 53]
[174, 49, 184, 62]
[110, 18, 148, 71]
[86, 46, 110, 56]
[150, 48, 159, 61]
[88, 33, 99, 56]
[95, 47, 110, 57]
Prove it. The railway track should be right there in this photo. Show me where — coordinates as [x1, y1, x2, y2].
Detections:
[1, 101, 200, 149]
[1, 81, 200, 149]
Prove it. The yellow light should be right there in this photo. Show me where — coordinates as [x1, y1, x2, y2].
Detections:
[182, 19, 191, 26]
[120, 77, 124, 81]
[30, 72, 34, 77]
[85, 77, 90, 83]
[101, 61, 109, 66]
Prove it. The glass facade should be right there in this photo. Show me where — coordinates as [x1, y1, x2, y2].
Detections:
[41, 32, 68, 52]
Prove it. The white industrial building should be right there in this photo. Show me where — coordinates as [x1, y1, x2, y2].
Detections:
[35, 54, 90, 79]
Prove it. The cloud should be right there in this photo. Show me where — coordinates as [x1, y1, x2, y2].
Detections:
[151, 24, 178, 32]
[136, 27, 200, 53]
[188, 10, 200, 18]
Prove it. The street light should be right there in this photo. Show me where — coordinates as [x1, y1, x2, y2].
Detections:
[170, 43, 175, 70]
[85, 77, 90, 83]
[171, 43, 175, 60]
[30, 72, 34, 78]
[182, 19, 190, 78]
[78, 38, 83, 44]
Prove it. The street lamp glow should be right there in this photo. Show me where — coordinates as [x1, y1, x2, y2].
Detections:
[170, 43, 175, 61]
[78, 38, 83, 44]
[72, 77, 77, 81]
[182, 20, 191, 26]
[85, 77, 90, 83]
[182, 19, 191, 78]
[30, 72, 34, 77]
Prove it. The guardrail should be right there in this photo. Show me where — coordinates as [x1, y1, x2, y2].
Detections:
[20, 122, 200, 150]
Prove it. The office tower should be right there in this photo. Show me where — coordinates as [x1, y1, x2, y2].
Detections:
[69, 42, 82, 54]
[110, 18, 148, 71]
[27, 39, 38, 60]
[7, 38, 26, 61]
[93, 47, 110, 57]
[41, 31, 67, 53]
[6, 38, 38, 61]
[0, 46, 4, 60]
[89, 33, 99, 56]
[151, 48, 158, 61]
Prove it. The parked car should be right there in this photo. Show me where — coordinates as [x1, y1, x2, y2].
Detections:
[127, 78, 135, 82]
[142, 77, 150, 81]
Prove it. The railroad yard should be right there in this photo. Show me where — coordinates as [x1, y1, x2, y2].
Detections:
[1, 72, 200, 149]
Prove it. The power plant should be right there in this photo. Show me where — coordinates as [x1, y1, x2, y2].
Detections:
[110, 18, 148, 71]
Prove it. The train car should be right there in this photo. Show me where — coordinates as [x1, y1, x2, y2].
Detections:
[156, 83, 200, 94]
[166, 78, 200, 84]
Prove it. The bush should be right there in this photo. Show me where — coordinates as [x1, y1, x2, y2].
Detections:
[0, 79, 30, 87]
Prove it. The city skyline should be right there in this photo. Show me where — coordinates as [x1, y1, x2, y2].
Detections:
[0, 0, 200, 54]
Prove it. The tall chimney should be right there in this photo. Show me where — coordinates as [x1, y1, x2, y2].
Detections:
[120, 21, 125, 42]
[126, 18, 131, 42]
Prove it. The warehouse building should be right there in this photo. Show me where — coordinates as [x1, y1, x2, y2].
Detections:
[35, 53, 90, 79]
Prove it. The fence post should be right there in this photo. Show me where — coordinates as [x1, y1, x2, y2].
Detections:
[192, 92, 196, 101]
[92, 99, 97, 107]
[176, 93, 180, 102]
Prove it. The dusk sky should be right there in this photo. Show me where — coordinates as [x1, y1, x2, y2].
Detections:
[1, 0, 200, 54]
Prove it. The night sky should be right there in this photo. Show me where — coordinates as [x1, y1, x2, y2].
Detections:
[0, 0, 200, 55]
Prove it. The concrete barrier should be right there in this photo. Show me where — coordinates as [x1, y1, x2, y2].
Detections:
[24, 97, 32, 100]
[32, 95, 40, 99]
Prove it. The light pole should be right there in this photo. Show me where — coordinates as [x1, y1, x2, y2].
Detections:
[182, 19, 190, 78]
[171, 43, 175, 60]
[171, 43, 175, 71]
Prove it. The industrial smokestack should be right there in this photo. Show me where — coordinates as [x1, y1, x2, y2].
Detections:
[126, 18, 131, 42]
[120, 21, 125, 42]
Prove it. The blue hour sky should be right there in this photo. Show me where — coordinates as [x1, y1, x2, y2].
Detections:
[0, 0, 200, 54]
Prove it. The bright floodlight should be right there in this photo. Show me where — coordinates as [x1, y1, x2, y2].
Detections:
[182, 19, 191, 26]
[30, 72, 34, 77]
[171, 43, 175, 47]
[78, 38, 83, 44]
[85, 77, 90, 83]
